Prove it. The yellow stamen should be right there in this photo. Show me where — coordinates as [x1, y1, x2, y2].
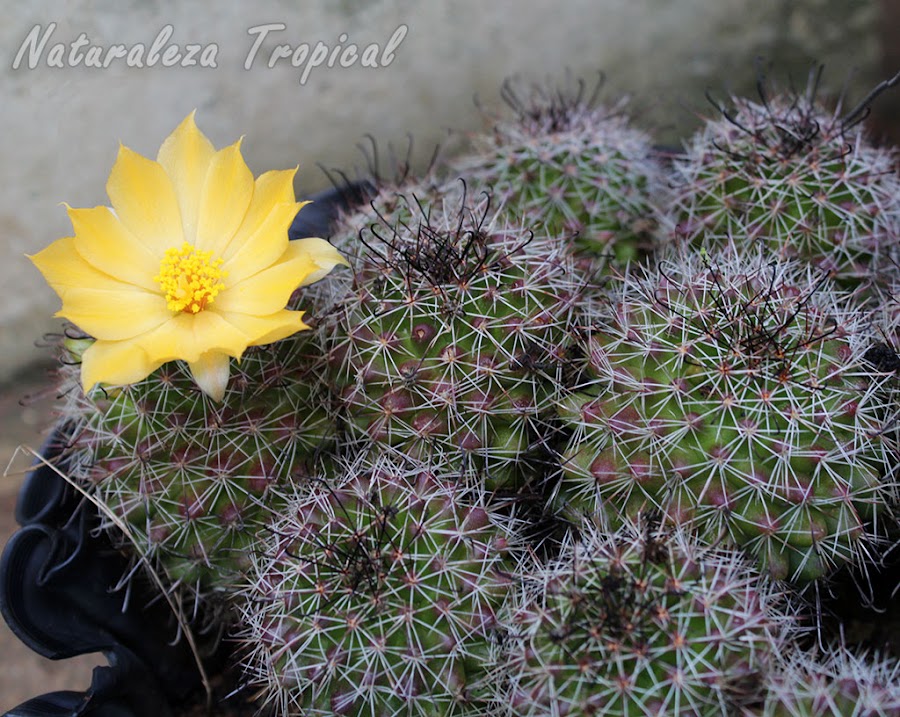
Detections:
[154, 242, 227, 314]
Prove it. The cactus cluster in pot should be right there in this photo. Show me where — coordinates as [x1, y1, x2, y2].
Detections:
[24, 68, 900, 715]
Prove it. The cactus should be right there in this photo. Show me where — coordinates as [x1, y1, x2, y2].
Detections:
[23, 72, 900, 717]
[58, 325, 334, 593]
[665, 68, 900, 289]
[487, 518, 794, 717]
[237, 450, 518, 717]
[449, 73, 665, 269]
[752, 647, 900, 716]
[322, 190, 588, 488]
[556, 246, 898, 582]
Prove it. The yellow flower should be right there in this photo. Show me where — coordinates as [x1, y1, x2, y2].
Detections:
[29, 112, 348, 401]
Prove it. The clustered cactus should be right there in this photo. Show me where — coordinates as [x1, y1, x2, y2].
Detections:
[450, 73, 665, 269]
[322, 189, 588, 488]
[665, 68, 900, 290]
[239, 451, 517, 716]
[752, 647, 900, 716]
[39, 68, 900, 715]
[556, 248, 897, 582]
[59, 325, 334, 593]
[487, 519, 794, 716]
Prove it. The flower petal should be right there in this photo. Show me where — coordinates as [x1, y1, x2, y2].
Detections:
[188, 351, 231, 402]
[136, 311, 250, 365]
[222, 169, 298, 260]
[196, 140, 254, 255]
[215, 239, 344, 315]
[68, 206, 160, 291]
[217, 309, 310, 347]
[292, 237, 352, 287]
[81, 339, 165, 392]
[31, 236, 128, 293]
[221, 201, 306, 283]
[157, 111, 216, 245]
[58, 288, 171, 341]
[29, 237, 171, 340]
[106, 145, 184, 253]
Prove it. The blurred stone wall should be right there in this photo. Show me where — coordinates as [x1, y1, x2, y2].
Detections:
[0, 0, 884, 382]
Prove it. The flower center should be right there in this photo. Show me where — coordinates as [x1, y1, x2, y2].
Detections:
[154, 242, 227, 314]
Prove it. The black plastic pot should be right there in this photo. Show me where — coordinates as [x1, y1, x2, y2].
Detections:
[0, 183, 368, 717]
[0, 423, 214, 717]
